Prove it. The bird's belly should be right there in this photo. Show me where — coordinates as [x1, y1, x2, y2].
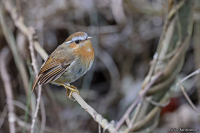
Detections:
[53, 64, 87, 85]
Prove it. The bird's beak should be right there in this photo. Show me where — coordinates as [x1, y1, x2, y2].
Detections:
[87, 36, 93, 40]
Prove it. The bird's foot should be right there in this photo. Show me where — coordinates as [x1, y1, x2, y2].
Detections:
[60, 83, 80, 100]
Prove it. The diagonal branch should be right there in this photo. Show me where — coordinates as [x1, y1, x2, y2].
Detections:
[178, 82, 200, 119]
[114, 72, 162, 133]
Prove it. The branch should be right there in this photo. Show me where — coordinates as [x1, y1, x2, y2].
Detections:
[2, 0, 46, 132]
[0, 47, 16, 133]
[2, 0, 48, 59]
[175, 68, 200, 86]
[28, 28, 44, 133]
[178, 82, 200, 119]
[0, 3, 29, 95]
[114, 72, 162, 132]
[72, 92, 116, 133]
[0, 105, 8, 128]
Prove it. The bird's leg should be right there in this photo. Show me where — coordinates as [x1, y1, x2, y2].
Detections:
[59, 83, 80, 99]
[67, 85, 78, 99]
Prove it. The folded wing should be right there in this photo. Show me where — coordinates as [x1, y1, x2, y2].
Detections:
[32, 54, 75, 91]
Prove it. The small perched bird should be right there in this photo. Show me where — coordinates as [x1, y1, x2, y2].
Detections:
[32, 32, 95, 98]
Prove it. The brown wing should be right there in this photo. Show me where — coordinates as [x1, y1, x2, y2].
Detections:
[32, 45, 75, 91]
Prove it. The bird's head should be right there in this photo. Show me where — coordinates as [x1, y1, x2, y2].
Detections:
[64, 32, 93, 49]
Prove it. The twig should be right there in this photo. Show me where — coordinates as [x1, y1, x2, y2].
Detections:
[40, 99, 46, 133]
[72, 92, 116, 133]
[168, 0, 186, 20]
[126, 90, 172, 132]
[43, 86, 63, 131]
[113, 72, 162, 133]
[11, 100, 31, 116]
[175, 68, 200, 86]
[0, 3, 29, 95]
[2, 0, 45, 131]
[194, 10, 200, 104]
[145, 97, 169, 107]
[178, 81, 200, 119]
[28, 28, 43, 133]
[0, 47, 16, 133]
[125, 117, 131, 128]
[130, 101, 142, 125]
[0, 0, 37, 122]
[2, 0, 48, 60]
[16, 117, 62, 133]
[0, 105, 8, 128]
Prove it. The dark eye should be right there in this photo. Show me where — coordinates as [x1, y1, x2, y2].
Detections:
[75, 40, 80, 44]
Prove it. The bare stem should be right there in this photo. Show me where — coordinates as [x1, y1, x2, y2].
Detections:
[113, 72, 162, 133]
[72, 92, 116, 133]
[28, 30, 43, 133]
[0, 47, 16, 133]
[178, 81, 200, 119]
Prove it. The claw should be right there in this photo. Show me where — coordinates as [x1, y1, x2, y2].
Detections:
[59, 83, 80, 100]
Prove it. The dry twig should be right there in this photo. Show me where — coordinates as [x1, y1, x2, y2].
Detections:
[0, 47, 16, 133]
[72, 92, 116, 133]
[0, 105, 8, 129]
[2, 0, 45, 132]
[2, 0, 48, 60]
[0, 3, 29, 95]
[28, 28, 44, 133]
[114, 72, 162, 132]
[178, 82, 200, 119]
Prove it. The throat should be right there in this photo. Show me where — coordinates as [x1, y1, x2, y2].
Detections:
[87, 48, 91, 52]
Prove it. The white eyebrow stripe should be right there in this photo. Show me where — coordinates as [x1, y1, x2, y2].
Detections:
[65, 41, 72, 44]
[71, 35, 87, 42]
[65, 32, 89, 44]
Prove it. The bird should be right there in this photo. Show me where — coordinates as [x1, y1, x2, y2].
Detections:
[32, 31, 95, 99]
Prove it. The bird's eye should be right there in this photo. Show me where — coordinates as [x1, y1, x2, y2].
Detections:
[75, 40, 80, 44]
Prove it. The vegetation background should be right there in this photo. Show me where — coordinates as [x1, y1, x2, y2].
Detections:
[0, 0, 199, 133]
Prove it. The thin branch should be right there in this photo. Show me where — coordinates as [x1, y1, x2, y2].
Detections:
[145, 97, 170, 107]
[113, 72, 162, 133]
[0, 47, 16, 133]
[2, 0, 48, 60]
[125, 117, 131, 128]
[0, 105, 8, 128]
[28, 28, 43, 133]
[2, 0, 45, 131]
[0, 2, 29, 95]
[16, 117, 61, 133]
[178, 81, 200, 119]
[175, 68, 200, 86]
[72, 92, 116, 133]
[126, 90, 172, 132]
[11, 100, 32, 117]
[130, 102, 142, 125]
[40, 99, 46, 133]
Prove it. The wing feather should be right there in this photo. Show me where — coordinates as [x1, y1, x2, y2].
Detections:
[32, 50, 75, 91]
[39, 61, 59, 75]
[39, 65, 63, 84]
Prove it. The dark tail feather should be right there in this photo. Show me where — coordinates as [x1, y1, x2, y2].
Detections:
[32, 74, 42, 91]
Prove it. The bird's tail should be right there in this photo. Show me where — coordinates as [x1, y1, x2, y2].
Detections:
[32, 74, 42, 91]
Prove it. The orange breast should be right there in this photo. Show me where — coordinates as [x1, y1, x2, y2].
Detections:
[74, 40, 95, 64]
